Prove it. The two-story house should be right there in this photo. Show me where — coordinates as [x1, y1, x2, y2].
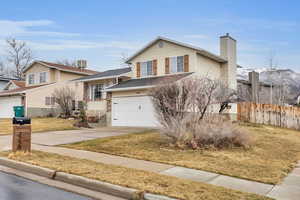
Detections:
[79, 34, 237, 127]
[0, 61, 98, 118]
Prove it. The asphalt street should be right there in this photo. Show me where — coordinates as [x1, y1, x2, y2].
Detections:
[0, 171, 93, 200]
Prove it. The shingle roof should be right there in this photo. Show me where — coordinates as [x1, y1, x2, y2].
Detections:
[0, 76, 18, 82]
[24, 61, 99, 75]
[106, 73, 193, 91]
[126, 36, 227, 63]
[38, 61, 99, 75]
[76, 67, 131, 81]
[11, 80, 25, 88]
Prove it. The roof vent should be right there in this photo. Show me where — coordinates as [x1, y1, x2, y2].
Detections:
[77, 60, 87, 69]
[158, 41, 164, 48]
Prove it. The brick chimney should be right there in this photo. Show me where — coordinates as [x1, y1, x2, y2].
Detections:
[220, 33, 237, 90]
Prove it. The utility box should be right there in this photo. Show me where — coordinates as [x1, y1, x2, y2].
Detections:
[12, 117, 31, 152]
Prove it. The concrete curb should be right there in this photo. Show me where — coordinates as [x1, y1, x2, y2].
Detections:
[0, 157, 178, 200]
[144, 193, 179, 200]
[55, 172, 139, 199]
[0, 157, 55, 179]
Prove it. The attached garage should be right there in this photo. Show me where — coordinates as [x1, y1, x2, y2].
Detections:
[111, 96, 158, 127]
[0, 96, 22, 118]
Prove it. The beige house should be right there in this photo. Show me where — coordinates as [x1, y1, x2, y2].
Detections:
[81, 34, 237, 127]
[0, 61, 98, 118]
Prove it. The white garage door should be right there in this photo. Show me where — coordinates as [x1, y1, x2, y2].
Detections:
[112, 96, 158, 127]
[0, 96, 22, 118]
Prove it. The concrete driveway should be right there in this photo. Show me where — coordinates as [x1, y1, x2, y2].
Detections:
[0, 127, 150, 151]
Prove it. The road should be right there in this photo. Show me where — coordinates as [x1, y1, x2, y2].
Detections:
[0, 171, 92, 200]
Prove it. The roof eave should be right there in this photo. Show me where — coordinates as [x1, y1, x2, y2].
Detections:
[105, 85, 155, 92]
[126, 36, 227, 64]
[76, 74, 131, 82]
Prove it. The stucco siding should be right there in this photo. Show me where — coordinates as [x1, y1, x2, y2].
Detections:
[195, 54, 222, 80]
[26, 63, 52, 87]
[26, 81, 84, 109]
[130, 40, 197, 78]
[87, 101, 107, 111]
[59, 71, 85, 82]
[112, 89, 149, 98]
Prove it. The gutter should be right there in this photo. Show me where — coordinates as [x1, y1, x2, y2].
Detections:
[104, 85, 155, 92]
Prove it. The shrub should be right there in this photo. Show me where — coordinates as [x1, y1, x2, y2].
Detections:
[149, 77, 252, 149]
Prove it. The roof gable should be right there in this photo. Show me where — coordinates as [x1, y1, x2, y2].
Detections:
[126, 36, 227, 64]
[3, 80, 25, 90]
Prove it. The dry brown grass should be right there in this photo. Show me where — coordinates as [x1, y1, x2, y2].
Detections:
[63, 123, 300, 184]
[0, 118, 78, 135]
[0, 150, 272, 200]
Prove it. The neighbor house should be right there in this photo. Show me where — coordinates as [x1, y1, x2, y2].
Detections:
[0, 76, 19, 91]
[79, 34, 237, 127]
[0, 60, 98, 118]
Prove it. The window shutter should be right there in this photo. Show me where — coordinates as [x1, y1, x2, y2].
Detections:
[136, 62, 141, 78]
[165, 57, 170, 74]
[184, 55, 189, 72]
[153, 60, 157, 75]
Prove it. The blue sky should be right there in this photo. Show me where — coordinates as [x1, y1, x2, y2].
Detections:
[0, 0, 299, 71]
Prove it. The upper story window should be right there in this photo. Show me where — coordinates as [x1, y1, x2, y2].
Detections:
[170, 56, 184, 73]
[141, 61, 153, 77]
[40, 72, 47, 83]
[28, 74, 35, 85]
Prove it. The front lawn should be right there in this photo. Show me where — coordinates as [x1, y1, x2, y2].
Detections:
[0, 118, 78, 135]
[0, 151, 271, 200]
[62, 123, 300, 184]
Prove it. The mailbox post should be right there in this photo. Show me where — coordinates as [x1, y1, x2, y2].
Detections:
[12, 117, 31, 152]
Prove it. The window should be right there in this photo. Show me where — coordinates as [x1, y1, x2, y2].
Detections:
[91, 84, 104, 101]
[170, 56, 184, 73]
[45, 97, 55, 106]
[28, 74, 35, 85]
[40, 72, 47, 83]
[141, 61, 153, 77]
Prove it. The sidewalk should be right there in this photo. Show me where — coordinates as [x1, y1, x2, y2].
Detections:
[32, 144, 300, 198]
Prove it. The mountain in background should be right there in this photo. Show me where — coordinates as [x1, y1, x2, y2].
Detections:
[237, 67, 300, 104]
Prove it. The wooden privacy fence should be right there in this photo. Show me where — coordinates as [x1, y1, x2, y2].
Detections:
[237, 102, 300, 130]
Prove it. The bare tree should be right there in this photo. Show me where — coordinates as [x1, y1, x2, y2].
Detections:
[0, 61, 4, 76]
[52, 86, 75, 118]
[56, 59, 77, 67]
[149, 77, 250, 149]
[119, 52, 130, 67]
[6, 38, 33, 79]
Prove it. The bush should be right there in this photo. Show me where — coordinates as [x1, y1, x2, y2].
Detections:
[150, 77, 252, 149]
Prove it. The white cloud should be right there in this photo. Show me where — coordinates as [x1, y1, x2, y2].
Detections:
[27, 40, 142, 51]
[0, 19, 80, 37]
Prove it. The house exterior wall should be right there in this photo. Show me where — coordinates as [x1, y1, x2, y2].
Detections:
[194, 54, 222, 79]
[59, 71, 84, 82]
[84, 78, 116, 117]
[25, 63, 52, 87]
[25, 81, 84, 117]
[112, 89, 149, 98]
[25, 63, 88, 87]
[129, 40, 197, 78]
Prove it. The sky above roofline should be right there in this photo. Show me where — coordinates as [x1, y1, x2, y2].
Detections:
[0, 0, 299, 72]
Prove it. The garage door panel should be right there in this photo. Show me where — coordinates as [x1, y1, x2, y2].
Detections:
[112, 96, 158, 127]
[0, 96, 22, 118]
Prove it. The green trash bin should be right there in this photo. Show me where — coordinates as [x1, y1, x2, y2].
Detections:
[13, 106, 25, 117]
